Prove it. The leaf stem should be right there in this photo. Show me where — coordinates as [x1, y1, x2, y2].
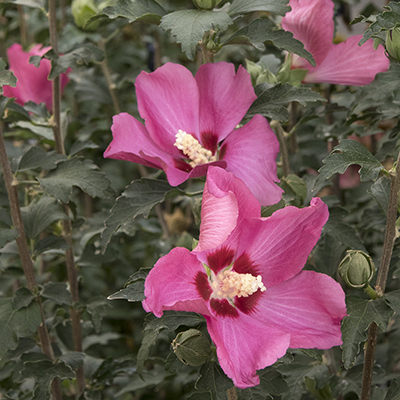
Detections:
[360, 151, 400, 400]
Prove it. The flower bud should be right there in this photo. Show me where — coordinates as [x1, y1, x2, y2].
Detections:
[193, 0, 222, 10]
[386, 28, 400, 61]
[172, 329, 211, 366]
[71, 0, 99, 29]
[338, 250, 375, 289]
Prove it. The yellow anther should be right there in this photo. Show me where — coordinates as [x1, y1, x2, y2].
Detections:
[174, 130, 216, 167]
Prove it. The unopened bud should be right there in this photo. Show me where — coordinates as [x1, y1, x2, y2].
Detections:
[193, 0, 222, 10]
[172, 329, 211, 366]
[71, 0, 99, 29]
[338, 250, 375, 289]
[386, 28, 400, 61]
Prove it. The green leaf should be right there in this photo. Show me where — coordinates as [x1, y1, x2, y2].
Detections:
[0, 228, 18, 248]
[160, 10, 233, 60]
[13, 287, 35, 310]
[187, 392, 213, 400]
[223, 19, 315, 66]
[6, 0, 45, 9]
[238, 368, 289, 400]
[33, 235, 69, 257]
[385, 376, 400, 400]
[18, 147, 66, 171]
[41, 282, 72, 305]
[88, 0, 167, 25]
[228, 0, 290, 16]
[107, 268, 150, 302]
[21, 195, 65, 239]
[137, 311, 205, 376]
[341, 296, 394, 369]
[101, 178, 183, 251]
[0, 95, 14, 118]
[369, 175, 391, 216]
[58, 352, 85, 369]
[11, 121, 54, 140]
[196, 361, 233, 400]
[0, 298, 42, 359]
[0, 59, 17, 95]
[280, 174, 307, 207]
[87, 298, 110, 333]
[21, 359, 75, 400]
[68, 139, 98, 156]
[246, 83, 324, 122]
[314, 139, 385, 189]
[38, 157, 114, 203]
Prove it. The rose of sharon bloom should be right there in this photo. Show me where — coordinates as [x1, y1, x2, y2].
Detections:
[104, 62, 283, 206]
[143, 166, 347, 388]
[3, 43, 69, 112]
[281, 0, 390, 85]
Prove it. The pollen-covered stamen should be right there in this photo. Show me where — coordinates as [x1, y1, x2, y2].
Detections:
[174, 130, 216, 168]
[211, 270, 266, 299]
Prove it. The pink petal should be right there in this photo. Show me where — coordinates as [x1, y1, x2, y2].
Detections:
[256, 271, 346, 349]
[281, 0, 334, 68]
[195, 63, 256, 147]
[236, 197, 329, 288]
[143, 247, 211, 317]
[205, 314, 290, 388]
[304, 36, 390, 85]
[195, 167, 261, 253]
[136, 63, 200, 156]
[220, 115, 283, 206]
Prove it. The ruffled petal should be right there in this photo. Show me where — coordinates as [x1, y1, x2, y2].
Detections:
[195, 167, 261, 253]
[143, 247, 211, 317]
[236, 198, 329, 288]
[220, 115, 283, 206]
[136, 63, 200, 156]
[281, 0, 334, 68]
[195, 63, 256, 147]
[304, 36, 390, 85]
[205, 314, 290, 388]
[256, 271, 346, 349]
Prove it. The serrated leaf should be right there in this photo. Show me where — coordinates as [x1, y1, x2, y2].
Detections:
[0, 228, 18, 248]
[0, 59, 17, 95]
[246, 83, 324, 121]
[314, 139, 384, 189]
[228, 0, 290, 17]
[223, 19, 315, 66]
[108, 269, 150, 302]
[196, 361, 233, 400]
[341, 296, 394, 369]
[137, 311, 205, 376]
[21, 359, 75, 400]
[101, 178, 183, 251]
[18, 147, 66, 171]
[160, 10, 233, 60]
[38, 157, 114, 203]
[0, 298, 42, 359]
[33, 235, 69, 257]
[42, 282, 72, 305]
[88, 0, 167, 25]
[369, 175, 391, 216]
[13, 287, 35, 310]
[21, 195, 65, 239]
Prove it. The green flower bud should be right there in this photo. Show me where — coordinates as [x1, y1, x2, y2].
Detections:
[338, 250, 375, 289]
[193, 0, 222, 10]
[172, 329, 211, 366]
[245, 59, 263, 86]
[386, 28, 400, 61]
[71, 0, 99, 29]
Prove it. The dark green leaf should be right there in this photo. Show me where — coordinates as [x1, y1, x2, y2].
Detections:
[223, 19, 315, 66]
[187, 392, 213, 400]
[108, 268, 150, 302]
[341, 296, 394, 369]
[11, 121, 54, 140]
[87, 298, 110, 333]
[0, 208, 12, 227]
[0, 228, 18, 248]
[228, 0, 290, 16]
[88, 0, 167, 25]
[165, 351, 183, 374]
[160, 10, 233, 60]
[101, 178, 183, 251]
[33, 235, 69, 257]
[315, 140, 385, 188]
[13, 287, 35, 310]
[369, 175, 391, 216]
[18, 147, 66, 171]
[21, 359, 75, 400]
[0, 59, 17, 95]
[299, 349, 323, 362]
[196, 361, 233, 400]
[6, 0, 45, 9]
[42, 282, 72, 305]
[384, 290, 400, 314]
[246, 83, 324, 122]
[385, 376, 400, 400]
[21, 195, 65, 239]
[68, 140, 98, 156]
[58, 352, 85, 369]
[0, 298, 42, 359]
[0, 95, 14, 118]
[38, 157, 114, 203]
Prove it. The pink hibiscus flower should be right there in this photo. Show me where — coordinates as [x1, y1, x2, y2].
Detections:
[143, 166, 346, 388]
[281, 0, 390, 85]
[3, 43, 69, 112]
[104, 62, 283, 206]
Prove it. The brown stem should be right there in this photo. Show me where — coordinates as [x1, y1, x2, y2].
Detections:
[360, 151, 400, 400]
[0, 127, 62, 400]
[227, 387, 238, 400]
[271, 121, 290, 177]
[199, 42, 214, 64]
[17, 5, 28, 47]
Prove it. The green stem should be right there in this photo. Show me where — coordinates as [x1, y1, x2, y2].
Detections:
[364, 285, 378, 300]
[271, 121, 290, 177]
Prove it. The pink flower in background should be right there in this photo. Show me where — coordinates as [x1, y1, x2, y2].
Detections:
[281, 0, 390, 85]
[104, 62, 283, 206]
[3, 43, 69, 112]
[143, 166, 346, 388]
